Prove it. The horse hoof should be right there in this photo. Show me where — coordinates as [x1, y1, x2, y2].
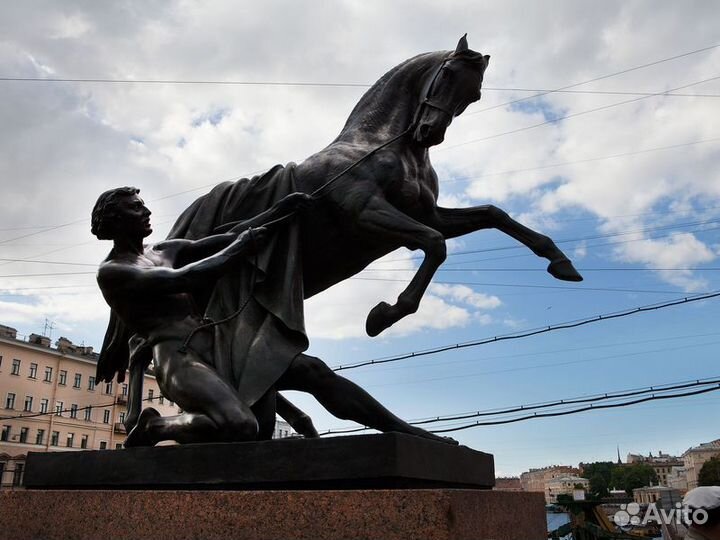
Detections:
[366, 301, 394, 337]
[124, 407, 160, 448]
[547, 258, 583, 282]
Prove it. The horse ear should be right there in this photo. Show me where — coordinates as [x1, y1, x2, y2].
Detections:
[454, 34, 469, 54]
[484, 55, 491, 68]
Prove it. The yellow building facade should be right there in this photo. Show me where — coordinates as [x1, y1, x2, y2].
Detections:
[0, 326, 178, 488]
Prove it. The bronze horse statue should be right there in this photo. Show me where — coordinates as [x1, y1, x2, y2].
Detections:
[103, 36, 582, 441]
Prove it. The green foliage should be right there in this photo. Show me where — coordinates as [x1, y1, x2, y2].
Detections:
[611, 463, 658, 495]
[699, 457, 720, 486]
[581, 462, 615, 497]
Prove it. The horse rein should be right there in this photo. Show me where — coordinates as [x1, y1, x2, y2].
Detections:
[191, 55, 454, 341]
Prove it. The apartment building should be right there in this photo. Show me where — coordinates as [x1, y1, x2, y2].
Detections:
[0, 325, 178, 488]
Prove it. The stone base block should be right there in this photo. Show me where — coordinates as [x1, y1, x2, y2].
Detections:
[0, 489, 546, 540]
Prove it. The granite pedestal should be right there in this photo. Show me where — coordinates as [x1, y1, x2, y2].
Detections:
[7, 434, 546, 539]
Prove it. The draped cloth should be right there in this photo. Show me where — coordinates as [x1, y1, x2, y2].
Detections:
[97, 163, 308, 407]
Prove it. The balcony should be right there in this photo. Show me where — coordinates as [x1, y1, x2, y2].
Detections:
[116, 395, 128, 405]
[113, 423, 127, 434]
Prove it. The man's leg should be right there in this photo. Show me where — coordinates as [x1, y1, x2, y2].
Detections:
[276, 354, 455, 444]
[126, 342, 258, 446]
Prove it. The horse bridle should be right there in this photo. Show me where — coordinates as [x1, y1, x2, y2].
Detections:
[412, 56, 455, 128]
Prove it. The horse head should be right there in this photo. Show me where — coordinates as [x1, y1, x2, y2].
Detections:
[413, 34, 490, 146]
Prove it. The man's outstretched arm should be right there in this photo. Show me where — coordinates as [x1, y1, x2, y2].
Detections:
[100, 227, 268, 296]
[173, 192, 312, 266]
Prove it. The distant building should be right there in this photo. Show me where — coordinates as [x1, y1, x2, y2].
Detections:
[520, 466, 582, 503]
[0, 324, 292, 488]
[273, 419, 295, 439]
[667, 466, 689, 493]
[682, 438, 720, 490]
[545, 475, 589, 503]
[624, 450, 683, 486]
[633, 486, 683, 511]
[494, 477, 522, 491]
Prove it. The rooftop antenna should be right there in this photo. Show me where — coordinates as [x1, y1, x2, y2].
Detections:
[43, 318, 56, 340]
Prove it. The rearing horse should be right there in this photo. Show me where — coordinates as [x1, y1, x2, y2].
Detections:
[115, 35, 582, 441]
[293, 34, 581, 337]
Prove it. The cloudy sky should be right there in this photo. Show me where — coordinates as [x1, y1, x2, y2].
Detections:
[1, 1, 719, 475]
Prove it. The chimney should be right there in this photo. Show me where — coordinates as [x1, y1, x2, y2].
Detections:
[29, 333, 51, 347]
[55, 337, 76, 353]
[0, 324, 18, 339]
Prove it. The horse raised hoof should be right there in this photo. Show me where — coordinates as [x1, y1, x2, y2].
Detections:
[124, 407, 160, 448]
[366, 301, 396, 337]
[547, 258, 583, 282]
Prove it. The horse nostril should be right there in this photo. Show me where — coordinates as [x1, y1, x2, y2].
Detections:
[420, 124, 431, 138]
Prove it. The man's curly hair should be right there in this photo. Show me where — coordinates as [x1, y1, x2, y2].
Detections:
[91, 187, 140, 240]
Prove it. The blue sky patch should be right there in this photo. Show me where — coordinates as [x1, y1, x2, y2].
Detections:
[510, 98, 567, 123]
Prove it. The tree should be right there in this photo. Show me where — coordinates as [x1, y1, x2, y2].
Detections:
[612, 464, 658, 495]
[581, 462, 615, 497]
[699, 457, 720, 486]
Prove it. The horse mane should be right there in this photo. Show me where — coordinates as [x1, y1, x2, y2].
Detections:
[336, 50, 449, 138]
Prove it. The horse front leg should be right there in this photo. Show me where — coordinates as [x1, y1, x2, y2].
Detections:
[427, 205, 583, 282]
[357, 196, 447, 336]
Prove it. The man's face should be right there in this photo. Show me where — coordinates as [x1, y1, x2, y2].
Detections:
[114, 193, 152, 239]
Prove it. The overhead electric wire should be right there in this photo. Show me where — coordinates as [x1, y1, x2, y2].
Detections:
[320, 377, 720, 435]
[443, 75, 720, 151]
[430, 384, 720, 433]
[330, 291, 720, 371]
[463, 42, 720, 116]
[440, 137, 720, 184]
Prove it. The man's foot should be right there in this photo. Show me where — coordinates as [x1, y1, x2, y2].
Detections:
[124, 407, 161, 448]
[404, 426, 459, 445]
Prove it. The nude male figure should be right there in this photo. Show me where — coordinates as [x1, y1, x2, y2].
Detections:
[93, 186, 454, 446]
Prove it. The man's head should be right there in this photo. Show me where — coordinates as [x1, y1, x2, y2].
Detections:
[685, 486, 720, 539]
[91, 187, 151, 241]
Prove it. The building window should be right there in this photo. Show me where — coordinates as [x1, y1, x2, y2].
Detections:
[80, 435, 88, 449]
[122, 384, 128, 397]
[59, 370, 67, 386]
[50, 431, 59, 446]
[40, 398, 48, 414]
[13, 463, 24, 486]
[158, 395, 164, 405]
[84, 406, 92, 421]
[44, 366, 53, 382]
[36, 429, 45, 445]
[119, 412, 126, 423]
[103, 410, 110, 424]
[1, 426, 10, 441]
[88, 376, 95, 391]
[70, 404, 78, 419]
[73, 373, 81, 388]
[11, 359, 20, 376]
[55, 401, 63, 416]
[19, 427, 28, 443]
[66, 433, 74, 448]
[105, 382, 113, 395]
[23, 395, 33, 412]
[5, 393, 16, 409]
[115, 443, 123, 450]
[148, 389, 154, 402]
[29, 363, 37, 379]
[99, 441, 107, 450]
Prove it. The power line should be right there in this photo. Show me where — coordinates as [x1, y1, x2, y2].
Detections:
[330, 291, 720, 371]
[373, 218, 720, 264]
[431, 384, 720, 433]
[350, 277, 695, 295]
[0, 395, 164, 423]
[440, 137, 720, 184]
[363, 267, 720, 273]
[320, 377, 720, 435]
[463, 43, 720, 116]
[444, 75, 720, 151]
